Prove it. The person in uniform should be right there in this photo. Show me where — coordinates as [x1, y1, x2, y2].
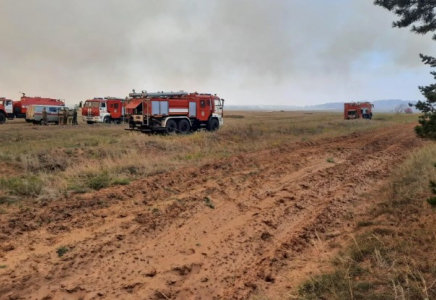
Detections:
[42, 107, 48, 125]
[63, 108, 68, 125]
[72, 109, 78, 125]
[58, 108, 62, 125]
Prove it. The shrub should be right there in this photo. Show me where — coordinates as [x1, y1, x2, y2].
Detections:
[83, 172, 131, 191]
[86, 172, 111, 190]
[427, 167, 436, 207]
[204, 197, 215, 209]
[427, 196, 436, 207]
[0, 175, 43, 197]
[56, 246, 69, 257]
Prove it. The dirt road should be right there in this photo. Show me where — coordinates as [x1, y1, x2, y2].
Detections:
[0, 124, 423, 300]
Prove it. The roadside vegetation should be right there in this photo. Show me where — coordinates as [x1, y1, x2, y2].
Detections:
[298, 143, 436, 300]
[0, 112, 415, 203]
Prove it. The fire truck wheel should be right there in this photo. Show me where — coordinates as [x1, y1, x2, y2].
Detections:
[207, 118, 219, 131]
[0, 113, 5, 124]
[103, 116, 111, 124]
[165, 119, 177, 135]
[178, 119, 190, 134]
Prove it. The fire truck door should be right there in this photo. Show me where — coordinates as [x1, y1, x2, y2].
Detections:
[189, 102, 197, 117]
[197, 99, 211, 121]
[5, 100, 13, 115]
[112, 103, 121, 119]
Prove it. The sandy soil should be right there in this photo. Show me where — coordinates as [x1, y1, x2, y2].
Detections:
[0, 124, 423, 300]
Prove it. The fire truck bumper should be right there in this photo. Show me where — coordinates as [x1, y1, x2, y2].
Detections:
[83, 116, 102, 122]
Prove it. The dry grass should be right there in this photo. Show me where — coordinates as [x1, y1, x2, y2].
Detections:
[0, 111, 416, 201]
[298, 143, 436, 300]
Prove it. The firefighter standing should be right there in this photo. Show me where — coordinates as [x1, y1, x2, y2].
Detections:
[42, 107, 48, 125]
[63, 108, 68, 125]
[72, 109, 78, 125]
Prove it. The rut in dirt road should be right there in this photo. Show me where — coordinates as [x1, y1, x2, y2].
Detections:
[0, 124, 423, 300]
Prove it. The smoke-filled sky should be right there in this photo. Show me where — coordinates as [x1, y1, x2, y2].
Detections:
[0, 0, 435, 106]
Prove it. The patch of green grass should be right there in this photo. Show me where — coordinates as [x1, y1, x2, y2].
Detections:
[112, 177, 130, 186]
[427, 197, 436, 207]
[64, 149, 74, 156]
[327, 158, 335, 163]
[68, 184, 91, 194]
[0, 195, 19, 205]
[86, 172, 111, 190]
[226, 115, 245, 119]
[84, 172, 131, 191]
[299, 271, 350, 300]
[0, 265, 7, 269]
[357, 220, 373, 227]
[180, 152, 205, 161]
[0, 175, 43, 197]
[56, 246, 69, 257]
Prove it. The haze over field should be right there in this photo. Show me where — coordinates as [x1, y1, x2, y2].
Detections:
[0, 0, 434, 105]
[226, 99, 417, 112]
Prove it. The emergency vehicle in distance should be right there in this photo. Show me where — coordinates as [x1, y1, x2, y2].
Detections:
[82, 97, 128, 124]
[344, 102, 373, 120]
[13, 94, 64, 119]
[0, 97, 14, 124]
[127, 90, 224, 134]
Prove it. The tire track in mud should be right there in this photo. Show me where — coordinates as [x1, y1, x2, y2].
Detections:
[0, 124, 423, 300]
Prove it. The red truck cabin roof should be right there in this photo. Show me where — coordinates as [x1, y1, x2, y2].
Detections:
[83, 98, 125, 106]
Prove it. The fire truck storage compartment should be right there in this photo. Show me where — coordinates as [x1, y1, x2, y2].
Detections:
[151, 101, 169, 116]
[189, 102, 197, 117]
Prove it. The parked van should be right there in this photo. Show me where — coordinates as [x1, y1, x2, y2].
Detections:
[26, 105, 66, 125]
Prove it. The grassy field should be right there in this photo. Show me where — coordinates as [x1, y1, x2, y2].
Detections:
[298, 141, 436, 300]
[0, 111, 416, 203]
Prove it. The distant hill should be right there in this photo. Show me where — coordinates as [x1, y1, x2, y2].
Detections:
[226, 99, 418, 112]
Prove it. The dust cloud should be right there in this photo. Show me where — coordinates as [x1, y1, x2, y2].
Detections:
[0, 0, 434, 105]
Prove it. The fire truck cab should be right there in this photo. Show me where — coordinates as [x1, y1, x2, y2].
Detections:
[82, 97, 127, 124]
[0, 98, 14, 124]
[344, 102, 374, 120]
[127, 91, 224, 134]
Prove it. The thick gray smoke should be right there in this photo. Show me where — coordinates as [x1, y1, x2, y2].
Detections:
[0, 0, 434, 105]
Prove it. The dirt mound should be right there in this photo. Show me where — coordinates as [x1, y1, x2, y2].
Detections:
[0, 124, 424, 300]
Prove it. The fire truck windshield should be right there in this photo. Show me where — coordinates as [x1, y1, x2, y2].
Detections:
[84, 101, 100, 108]
[214, 99, 222, 107]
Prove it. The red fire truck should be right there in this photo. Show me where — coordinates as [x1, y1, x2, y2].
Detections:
[0, 97, 14, 124]
[14, 94, 64, 119]
[344, 102, 374, 120]
[82, 97, 128, 124]
[127, 91, 224, 134]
